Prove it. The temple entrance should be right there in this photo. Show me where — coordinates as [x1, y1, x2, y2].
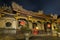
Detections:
[44, 22, 52, 33]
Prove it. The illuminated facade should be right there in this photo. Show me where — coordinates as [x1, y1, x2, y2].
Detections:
[0, 2, 58, 33]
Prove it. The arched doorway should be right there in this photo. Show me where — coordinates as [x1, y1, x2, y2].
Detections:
[17, 18, 29, 29]
[32, 22, 37, 29]
[44, 22, 52, 33]
[37, 21, 42, 30]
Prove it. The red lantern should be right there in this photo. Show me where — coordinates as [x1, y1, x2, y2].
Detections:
[20, 21, 25, 25]
[47, 24, 51, 28]
[32, 28, 38, 35]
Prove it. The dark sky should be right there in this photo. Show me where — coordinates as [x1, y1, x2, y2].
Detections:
[0, 0, 60, 15]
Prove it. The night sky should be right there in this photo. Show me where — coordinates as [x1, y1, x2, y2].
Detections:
[0, 0, 60, 15]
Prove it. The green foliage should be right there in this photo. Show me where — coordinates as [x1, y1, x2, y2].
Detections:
[21, 27, 31, 33]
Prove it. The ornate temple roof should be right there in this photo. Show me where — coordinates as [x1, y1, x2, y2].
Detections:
[0, 2, 55, 20]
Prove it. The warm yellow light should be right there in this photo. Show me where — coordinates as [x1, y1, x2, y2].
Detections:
[36, 27, 39, 29]
[47, 24, 50, 28]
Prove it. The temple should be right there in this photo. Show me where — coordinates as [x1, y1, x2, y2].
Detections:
[0, 2, 60, 35]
